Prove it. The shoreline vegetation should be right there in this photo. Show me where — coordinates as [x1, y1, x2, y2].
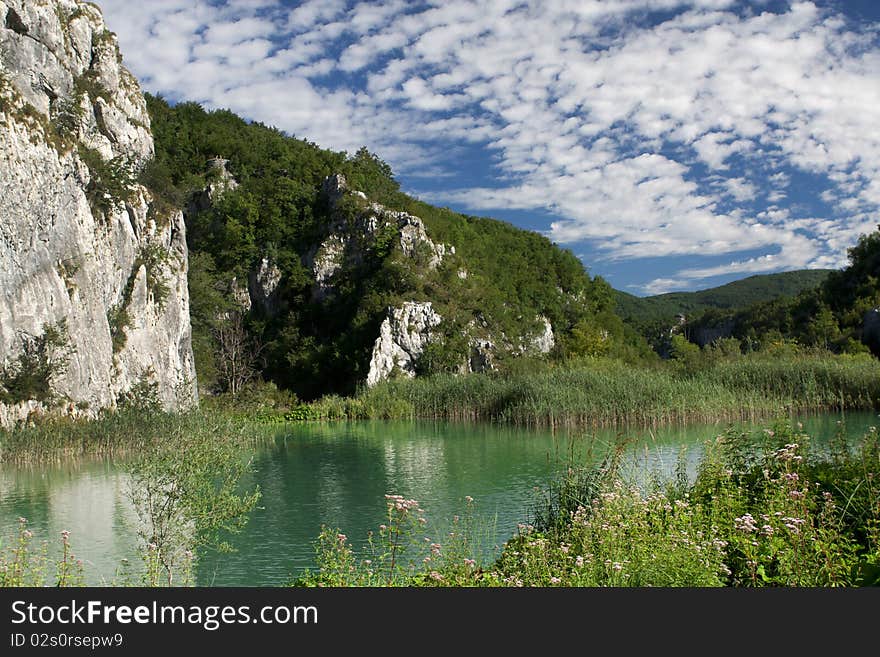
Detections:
[1, 420, 877, 587]
[1, 351, 878, 587]
[298, 352, 880, 427]
[1, 352, 878, 465]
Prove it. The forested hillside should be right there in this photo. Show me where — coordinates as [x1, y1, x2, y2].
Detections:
[144, 96, 651, 401]
[616, 270, 832, 325]
[681, 234, 880, 355]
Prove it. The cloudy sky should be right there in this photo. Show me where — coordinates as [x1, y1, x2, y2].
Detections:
[98, 0, 880, 295]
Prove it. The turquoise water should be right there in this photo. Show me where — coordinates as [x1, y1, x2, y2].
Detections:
[1, 411, 876, 585]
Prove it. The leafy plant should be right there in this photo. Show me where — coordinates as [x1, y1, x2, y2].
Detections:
[0, 321, 74, 405]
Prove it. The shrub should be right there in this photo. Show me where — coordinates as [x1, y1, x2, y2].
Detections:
[0, 321, 73, 405]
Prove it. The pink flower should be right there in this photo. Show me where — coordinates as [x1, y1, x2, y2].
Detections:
[429, 571, 443, 581]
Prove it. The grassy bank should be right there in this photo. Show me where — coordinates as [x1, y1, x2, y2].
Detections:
[301, 354, 880, 427]
[297, 421, 880, 587]
[0, 408, 276, 465]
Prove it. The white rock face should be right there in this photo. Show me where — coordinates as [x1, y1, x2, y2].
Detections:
[0, 0, 197, 426]
[531, 316, 555, 354]
[310, 174, 452, 300]
[367, 302, 442, 386]
[248, 256, 282, 314]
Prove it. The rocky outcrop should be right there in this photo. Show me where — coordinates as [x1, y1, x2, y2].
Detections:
[0, 0, 196, 426]
[529, 316, 555, 354]
[310, 174, 452, 301]
[248, 256, 282, 315]
[187, 156, 239, 215]
[468, 339, 495, 374]
[366, 302, 442, 386]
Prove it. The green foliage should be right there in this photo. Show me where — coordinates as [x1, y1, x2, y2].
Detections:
[186, 251, 234, 392]
[116, 371, 161, 413]
[146, 94, 645, 400]
[78, 146, 138, 220]
[300, 421, 878, 587]
[675, 226, 880, 359]
[0, 321, 73, 405]
[617, 269, 833, 327]
[295, 495, 494, 587]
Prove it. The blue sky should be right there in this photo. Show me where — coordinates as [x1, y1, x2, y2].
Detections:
[98, 0, 880, 295]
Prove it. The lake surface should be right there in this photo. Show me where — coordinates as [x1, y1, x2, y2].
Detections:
[1, 411, 877, 586]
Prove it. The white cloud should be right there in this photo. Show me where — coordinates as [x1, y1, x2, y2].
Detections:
[96, 0, 880, 288]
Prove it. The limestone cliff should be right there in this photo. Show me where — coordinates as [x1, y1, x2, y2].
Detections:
[0, 0, 196, 426]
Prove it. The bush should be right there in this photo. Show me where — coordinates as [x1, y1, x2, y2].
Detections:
[0, 321, 73, 405]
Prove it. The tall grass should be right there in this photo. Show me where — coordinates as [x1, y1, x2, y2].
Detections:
[0, 408, 277, 465]
[304, 354, 880, 428]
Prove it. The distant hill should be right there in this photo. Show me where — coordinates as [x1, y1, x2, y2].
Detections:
[616, 270, 834, 325]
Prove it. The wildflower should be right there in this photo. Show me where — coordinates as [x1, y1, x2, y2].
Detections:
[560, 544, 570, 554]
[430, 543, 442, 556]
[734, 514, 758, 533]
[575, 556, 585, 567]
[789, 490, 805, 500]
[464, 559, 476, 568]
[784, 473, 799, 482]
[550, 577, 561, 584]
[61, 530, 71, 540]
[612, 562, 623, 571]
[18, 517, 26, 524]
[364, 560, 371, 565]
[418, 517, 427, 525]
[337, 533, 347, 543]
[429, 571, 443, 581]
[465, 496, 474, 504]
[761, 525, 774, 537]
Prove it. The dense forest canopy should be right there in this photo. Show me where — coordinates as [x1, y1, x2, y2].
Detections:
[144, 95, 650, 400]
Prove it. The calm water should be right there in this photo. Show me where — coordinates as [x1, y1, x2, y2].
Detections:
[1, 412, 877, 586]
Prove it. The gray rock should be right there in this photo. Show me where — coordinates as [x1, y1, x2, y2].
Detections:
[367, 302, 442, 386]
[248, 256, 282, 315]
[310, 174, 452, 300]
[0, 0, 196, 426]
[468, 339, 495, 374]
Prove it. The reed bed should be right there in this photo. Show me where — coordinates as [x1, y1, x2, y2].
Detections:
[307, 354, 880, 428]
